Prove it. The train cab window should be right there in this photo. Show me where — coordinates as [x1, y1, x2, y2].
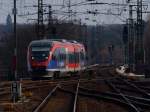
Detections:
[31, 42, 52, 52]
[30, 42, 52, 61]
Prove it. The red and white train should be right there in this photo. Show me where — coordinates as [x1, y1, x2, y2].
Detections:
[27, 39, 86, 78]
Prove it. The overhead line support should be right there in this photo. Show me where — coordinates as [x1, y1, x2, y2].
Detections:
[37, 0, 45, 38]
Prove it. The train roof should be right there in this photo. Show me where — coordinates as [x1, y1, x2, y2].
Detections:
[29, 39, 83, 45]
[28, 39, 85, 52]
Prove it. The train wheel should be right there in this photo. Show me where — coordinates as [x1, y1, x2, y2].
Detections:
[53, 71, 60, 79]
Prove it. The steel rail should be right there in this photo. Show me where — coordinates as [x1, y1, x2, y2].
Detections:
[73, 80, 80, 112]
[59, 86, 140, 112]
[79, 87, 150, 109]
[138, 86, 150, 92]
[78, 91, 142, 112]
[110, 78, 150, 97]
[114, 85, 146, 93]
[105, 80, 140, 112]
[79, 86, 150, 102]
[0, 84, 55, 97]
[110, 79, 150, 94]
[58, 83, 146, 112]
[0, 78, 110, 97]
[105, 92, 150, 105]
[119, 78, 150, 97]
[33, 84, 59, 112]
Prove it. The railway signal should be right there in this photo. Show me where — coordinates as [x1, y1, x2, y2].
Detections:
[11, 81, 22, 102]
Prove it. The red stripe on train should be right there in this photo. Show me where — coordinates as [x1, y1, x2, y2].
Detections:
[67, 63, 80, 68]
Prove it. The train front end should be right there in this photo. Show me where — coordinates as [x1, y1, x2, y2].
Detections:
[27, 40, 53, 77]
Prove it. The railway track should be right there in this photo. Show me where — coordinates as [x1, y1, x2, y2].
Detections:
[0, 65, 150, 112]
[0, 64, 114, 101]
[34, 79, 131, 112]
[32, 80, 80, 112]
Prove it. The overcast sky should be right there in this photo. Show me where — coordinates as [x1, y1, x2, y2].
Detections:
[0, 0, 150, 25]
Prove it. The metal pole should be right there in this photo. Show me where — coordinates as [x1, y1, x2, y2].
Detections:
[38, 0, 44, 38]
[136, 0, 144, 64]
[129, 5, 134, 71]
[14, 0, 17, 80]
[12, 0, 18, 103]
[68, 0, 71, 21]
[48, 5, 52, 38]
[12, 0, 22, 103]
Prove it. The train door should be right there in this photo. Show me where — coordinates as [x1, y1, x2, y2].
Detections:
[62, 48, 67, 70]
[57, 48, 66, 70]
[65, 48, 69, 71]
[74, 48, 80, 71]
[51, 48, 60, 69]
[80, 50, 85, 69]
[73, 47, 76, 72]
[56, 48, 61, 70]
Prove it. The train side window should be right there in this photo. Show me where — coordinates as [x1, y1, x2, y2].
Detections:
[61, 48, 66, 61]
[64, 48, 66, 61]
[60, 53, 63, 61]
[69, 53, 73, 63]
[69, 53, 71, 63]
[74, 52, 77, 63]
[81, 52, 84, 61]
[73, 53, 76, 63]
[73, 53, 75, 63]
[77, 52, 80, 63]
[53, 48, 59, 61]
[58, 48, 61, 61]
[68, 52, 81, 63]
[52, 55, 56, 60]
[74, 52, 79, 63]
[62, 53, 66, 61]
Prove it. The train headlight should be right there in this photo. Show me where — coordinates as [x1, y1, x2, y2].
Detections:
[32, 57, 34, 60]
[45, 57, 48, 59]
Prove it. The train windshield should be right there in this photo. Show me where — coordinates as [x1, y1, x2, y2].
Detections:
[30, 42, 52, 61]
[31, 42, 52, 51]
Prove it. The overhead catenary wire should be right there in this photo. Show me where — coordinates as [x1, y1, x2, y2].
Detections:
[0, 0, 150, 25]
